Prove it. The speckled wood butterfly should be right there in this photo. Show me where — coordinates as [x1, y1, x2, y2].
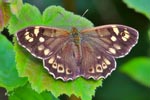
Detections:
[16, 24, 138, 81]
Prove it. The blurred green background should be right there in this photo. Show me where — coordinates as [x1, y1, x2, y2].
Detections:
[0, 0, 150, 100]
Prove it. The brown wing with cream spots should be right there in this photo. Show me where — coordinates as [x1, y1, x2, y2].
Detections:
[80, 24, 138, 58]
[80, 40, 116, 79]
[16, 26, 70, 59]
[43, 42, 80, 81]
[16, 25, 138, 81]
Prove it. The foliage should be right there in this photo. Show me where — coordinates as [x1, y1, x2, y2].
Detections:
[121, 0, 150, 87]
[120, 57, 150, 87]
[123, 0, 150, 19]
[0, 34, 27, 91]
[0, 0, 150, 100]
[9, 83, 59, 100]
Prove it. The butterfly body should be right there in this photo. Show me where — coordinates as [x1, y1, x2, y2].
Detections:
[16, 24, 138, 81]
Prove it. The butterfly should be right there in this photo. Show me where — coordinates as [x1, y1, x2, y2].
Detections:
[16, 24, 138, 81]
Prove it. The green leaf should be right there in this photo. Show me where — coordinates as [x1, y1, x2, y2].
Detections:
[120, 57, 150, 87]
[8, 3, 42, 35]
[9, 83, 59, 100]
[0, 1, 11, 31]
[42, 6, 93, 29]
[10, 4, 102, 100]
[123, 0, 150, 19]
[0, 34, 27, 91]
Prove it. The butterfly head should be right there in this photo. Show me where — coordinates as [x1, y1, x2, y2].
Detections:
[71, 27, 79, 34]
[70, 27, 82, 45]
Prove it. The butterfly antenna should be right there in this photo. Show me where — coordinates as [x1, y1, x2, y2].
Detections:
[81, 9, 89, 17]
[56, 11, 71, 27]
[57, 11, 65, 19]
[74, 9, 88, 29]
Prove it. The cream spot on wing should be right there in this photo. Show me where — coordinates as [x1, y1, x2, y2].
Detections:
[96, 64, 103, 72]
[97, 56, 101, 59]
[25, 31, 29, 36]
[88, 67, 95, 73]
[124, 30, 130, 38]
[112, 25, 119, 35]
[39, 37, 45, 42]
[122, 37, 127, 41]
[113, 44, 121, 50]
[102, 62, 107, 69]
[25, 35, 31, 40]
[111, 25, 117, 27]
[38, 44, 45, 51]
[34, 26, 40, 36]
[52, 62, 57, 69]
[103, 58, 111, 65]
[57, 64, 64, 73]
[66, 68, 72, 74]
[28, 38, 34, 42]
[121, 30, 130, 41]
[44, 49, 50, 55]
[109, 48, 116, 54]
[48, 57, 55, 64]
[111, 36, 117, 41]
[56, 55, 61, 59]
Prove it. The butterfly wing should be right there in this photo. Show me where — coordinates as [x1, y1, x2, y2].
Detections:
[16, 26, 70, 59]
[80, 40, 116, 79]
[80, 24, 138, 79]
[80, 24, 138, 58]
[44, 41, 80, 81]
[17, 26, 80, 81]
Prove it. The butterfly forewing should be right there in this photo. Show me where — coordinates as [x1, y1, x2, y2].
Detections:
[16, 26, 70, 59]
[80, 25, 138, 58]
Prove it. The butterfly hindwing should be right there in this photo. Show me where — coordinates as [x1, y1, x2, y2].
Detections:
[44, 42, 80, 81]
[16, 26, 69, 59]
[80, 40, 116, 79]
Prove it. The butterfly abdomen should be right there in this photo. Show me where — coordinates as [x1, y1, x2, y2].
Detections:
[70, 27, 83, 63]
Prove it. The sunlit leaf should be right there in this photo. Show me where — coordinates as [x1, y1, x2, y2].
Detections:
[8, 3, 42, 35]
[120, 57, 150, 87]
[123, 0, 150, 19]
[9, 83, 59, 100]
[0, 34, 27, 91]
